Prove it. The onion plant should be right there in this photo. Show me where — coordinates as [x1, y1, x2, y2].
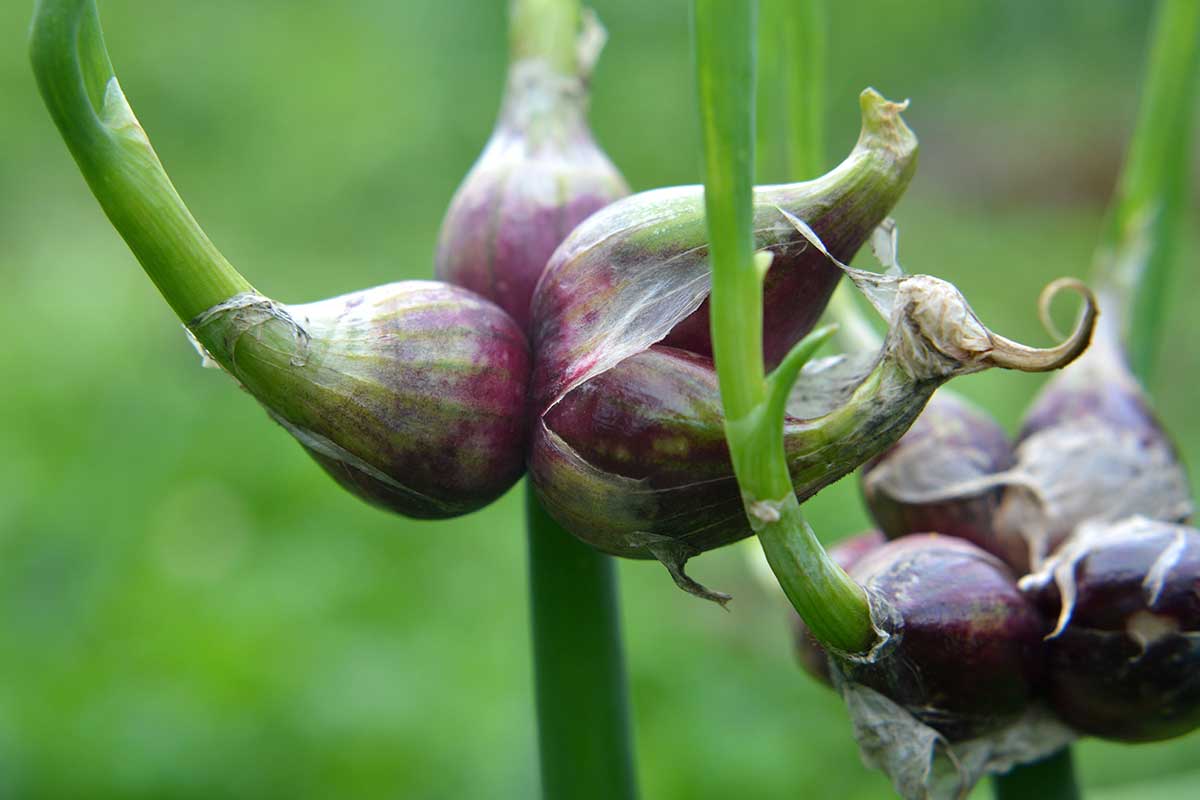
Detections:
[696, 0, 1197, 797]
[28, 0, 1200, 797]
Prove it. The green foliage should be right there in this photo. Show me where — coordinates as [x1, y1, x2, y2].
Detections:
[2, 0, 1198, 797]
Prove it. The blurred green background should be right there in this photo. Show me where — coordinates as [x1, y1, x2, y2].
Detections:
[2, 1, 1198, 797]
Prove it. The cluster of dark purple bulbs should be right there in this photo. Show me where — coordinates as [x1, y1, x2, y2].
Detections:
[796, 328, 1198, 745]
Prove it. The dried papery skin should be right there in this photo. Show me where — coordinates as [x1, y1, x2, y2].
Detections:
[841, 534, 1048, 742]
[860, 390, 1027, 571]
[531, 266, 1097, 600]
[793, 530, 886, 686]
[188, 282, 530, 519]
[1020, 516, 1200, 742]
[529, 89, 919, 413]
[834, 680, 1075, 800]
[436, 23, 628, 330]
[994, 328, 1193, 568]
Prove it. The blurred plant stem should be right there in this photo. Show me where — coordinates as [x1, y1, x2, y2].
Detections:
[513, 1, 638, 797]
[29, 0, 252, 323]
[526, 482, 637, 800]
[993, 748, 1080, 800]
[756, 0, 827, 182]
[1092, 0, 1200, 382]
[694, 0, 874, 656]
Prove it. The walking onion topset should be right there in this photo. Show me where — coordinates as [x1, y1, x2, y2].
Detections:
[30, 0, 1200, 797]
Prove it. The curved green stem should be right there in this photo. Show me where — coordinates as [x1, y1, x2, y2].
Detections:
[30, 0, 252, 322]
[1092, 0, 1200, 381]
[526, 484, 638, 800]
[694, 0, 873, 655]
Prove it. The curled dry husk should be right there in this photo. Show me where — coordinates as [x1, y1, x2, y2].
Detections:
[1020, 516, 1200, 742]
[187, 282, 530, 519]
[830, 534, 1074, 800]
[860, 390, 1027, 571]
[529, 134, 1098, 602]
[991, 310, 1193, 568]
[436, 13, 628, 330]
[833, 679, 1074, 800]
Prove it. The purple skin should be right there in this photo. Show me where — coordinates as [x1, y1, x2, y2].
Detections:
[843, 534, 1047, 741]
[533, 345, 932, 560]
[997, 332, 1192, 563]
[658, 192, 883, 368]
[435, 54, 629, 333]
[860, 391, 1027, 571]
[195, 281, 532, 520]
[533, 345, 745, 557]
[1022, 520, 1200, 742]
[1019, 335, 1170, 448]
[793, 530, 887, 686]
[528, 90, 918, 413]
[436, 136, 627, 331]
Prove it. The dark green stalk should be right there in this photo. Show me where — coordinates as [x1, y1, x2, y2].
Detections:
[512, 1, 638, 796]
[992, 749, 1080, 800]
[1092, 0, 1200, 381]
[694, 0, 874, 655]
[526, 482, 638, 800]
[29, 0, 252, 322]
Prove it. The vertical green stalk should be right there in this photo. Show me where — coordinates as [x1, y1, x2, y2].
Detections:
[1092, 0, 1200, 381]
[526, 484, 637, 800]
[782, 0, 826, 180]
[29, 0, 252, 322]
[992, 748, 1080, 800]
[759, 0, 886, 357]
[694, 0, 874, 655]
[513, 1, 638, 797]
[756, 0, 826, 183]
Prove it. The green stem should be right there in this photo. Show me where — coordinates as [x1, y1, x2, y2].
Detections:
[991, 748, 1080, 800]
[756, 0, 826, 182]
[526, 483, 638, 800]
[782, 0, 826, 180]
[694, 0, 873, 655]
[509, 0, 581, 75]
[695, 0, 764, 421]
[29, 0, 252, 322]
[1092, 0, 1200, 381]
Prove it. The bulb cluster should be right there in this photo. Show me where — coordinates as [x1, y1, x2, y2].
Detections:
[32, 1, 1098, 601]
[37, 6, 1177, 798]
[797, 318, 1199, 749]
